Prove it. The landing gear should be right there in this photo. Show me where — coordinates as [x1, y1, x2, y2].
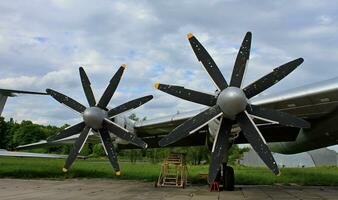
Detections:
[217, 163, 234, 191]
[222, 164, 234, 191]
[206, 136, 234, 191]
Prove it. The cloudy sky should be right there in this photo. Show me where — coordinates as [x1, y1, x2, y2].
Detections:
[1, 1, 338, 150]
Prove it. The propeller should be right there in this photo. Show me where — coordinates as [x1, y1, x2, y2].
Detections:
[155, 32, 310, 184]
[47, 65, 152, 175]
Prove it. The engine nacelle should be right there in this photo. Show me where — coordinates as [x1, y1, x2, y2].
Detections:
[110, 115, 136, 145]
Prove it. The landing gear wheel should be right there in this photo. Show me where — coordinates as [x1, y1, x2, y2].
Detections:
[222, 166, 234, 191]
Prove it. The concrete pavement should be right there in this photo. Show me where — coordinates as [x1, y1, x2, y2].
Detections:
[0, 179, 337, 200]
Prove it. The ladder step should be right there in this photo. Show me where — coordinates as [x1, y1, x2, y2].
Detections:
[159, 184, 185, 188]
[163, 180, 177, 183]
[163, 182, 177, 185]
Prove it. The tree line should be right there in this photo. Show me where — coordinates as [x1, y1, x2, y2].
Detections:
[0, 116, 248, 165]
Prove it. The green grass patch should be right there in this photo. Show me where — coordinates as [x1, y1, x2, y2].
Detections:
[0, 157, 337, 186]
[235, 165, 338, 186]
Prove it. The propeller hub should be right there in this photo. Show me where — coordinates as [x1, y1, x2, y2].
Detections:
[217, 87, 248, 119]
[83, 107, 107, 129]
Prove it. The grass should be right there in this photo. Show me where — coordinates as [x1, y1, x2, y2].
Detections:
[0, 157, 337, 186]
[235, 165, 338, 186]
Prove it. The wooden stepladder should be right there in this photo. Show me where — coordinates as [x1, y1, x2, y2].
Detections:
[155, 153, 188, 188]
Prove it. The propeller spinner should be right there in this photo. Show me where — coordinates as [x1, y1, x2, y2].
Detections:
[47, 65, 152, 175]
[155, 32, 310, 183]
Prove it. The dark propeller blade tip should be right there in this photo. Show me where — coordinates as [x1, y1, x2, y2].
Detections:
[79, 67, 86, 76]
[143, 95, 153, 99]
[140, 95, 153, 104]
[46, 88, 52, 94]
[296, 57, 304, 64]
[246, 32, 252, 41]
[79, 67, 88, 79]
[244, 32, 252, 42]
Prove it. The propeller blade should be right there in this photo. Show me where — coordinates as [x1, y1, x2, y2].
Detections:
[237, 111, 280, 175]
[208, 118, 232, 184]
[103, 118, 147, 149]
[79, 67, 96, 107]
[247, 104, 310, 128]
[230, 32, 252, 87]
[97, 65, 126, 109]
[243, 58, 304, 99]
[47, 122, 85, 142]
[154, 83, 216, 107]
[108, 95, 153, 118]
[46, 89, 86, 113]
[187, 33, 228, 90]
[63, 126, 91, 172]
[159, 105, 223, 147]
[99, 127, 120, 175]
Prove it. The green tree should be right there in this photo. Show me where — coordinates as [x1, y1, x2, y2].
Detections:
[228, 145, 250, 165]
[0, 117, 8, 149]
[11, 121, 45, 147]
[80, 144, 93, 156]
[93, 143, 105, 156]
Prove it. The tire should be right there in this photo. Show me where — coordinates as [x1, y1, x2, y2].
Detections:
[223, 166, 235, 191]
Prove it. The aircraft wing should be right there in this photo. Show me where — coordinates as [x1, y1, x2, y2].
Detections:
[14, 77, 338, 150]
[16, 131, 101, 150]
[126, 77, 338, 148]
[0, 88, 47, 97]
[134, 109, 203, 137]
[0, 88, 47, 115]
[251, 77, 338, 119]
[0, 149, 66, 158]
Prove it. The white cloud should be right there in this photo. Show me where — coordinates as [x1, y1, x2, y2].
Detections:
[317, 15, 332, 25]
[0, 0, 337, 131]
